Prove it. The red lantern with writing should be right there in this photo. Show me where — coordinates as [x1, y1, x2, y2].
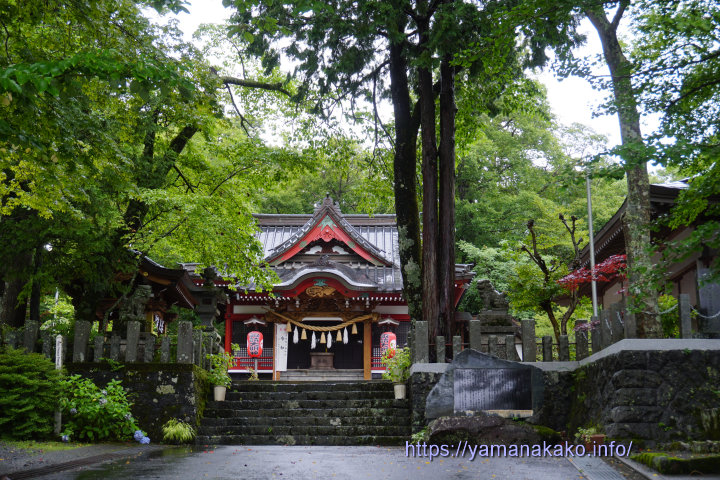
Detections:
[247, 331, 263, 358]
[380, 332, 397, 358]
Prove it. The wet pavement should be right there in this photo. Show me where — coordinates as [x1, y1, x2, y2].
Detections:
[32, 445, 632, 480]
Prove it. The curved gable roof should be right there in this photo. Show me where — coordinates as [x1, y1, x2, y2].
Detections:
[263, 196, 394, 267]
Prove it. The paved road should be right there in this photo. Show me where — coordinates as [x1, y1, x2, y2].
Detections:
[35, 445, 628, 480]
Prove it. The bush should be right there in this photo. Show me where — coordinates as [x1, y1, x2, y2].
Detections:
[59, 375, 139, 442]
[162, 419, 195, 444]
[381, 347, 411, 383]
[206, 343, 239, 387]
[0, 347, 63, 439]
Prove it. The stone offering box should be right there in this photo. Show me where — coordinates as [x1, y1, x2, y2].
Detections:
[425, 349, 544, 420]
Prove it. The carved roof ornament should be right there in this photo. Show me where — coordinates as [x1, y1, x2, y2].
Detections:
[314, 194, 343, 217]
[306, 285, 336, 297]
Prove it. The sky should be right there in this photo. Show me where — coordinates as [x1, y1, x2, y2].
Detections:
[149, 0, 654, 151]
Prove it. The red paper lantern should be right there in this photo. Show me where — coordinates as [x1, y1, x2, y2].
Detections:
[247, 331, 263, 358]
[380, 332, 397, 358]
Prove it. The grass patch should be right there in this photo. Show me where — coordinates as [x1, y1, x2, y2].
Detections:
[1, 440, 89, 452]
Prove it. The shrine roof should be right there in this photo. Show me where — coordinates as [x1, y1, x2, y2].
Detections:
[244, 198, 475, 293]
[255, 196, 398, 267]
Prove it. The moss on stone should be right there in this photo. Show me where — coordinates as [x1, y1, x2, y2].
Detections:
[632, 452, 720, 475]
[531, 425, 563, 443]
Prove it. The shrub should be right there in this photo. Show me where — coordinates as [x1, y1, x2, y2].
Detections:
[206, 343, 239, 387]
[381, 347, 411, 383]
[59, 375, 139, 442]
[0, 347, 63, 439]
[162, 419, 195, 444]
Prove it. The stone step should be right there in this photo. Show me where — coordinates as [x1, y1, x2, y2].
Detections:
[195, 434, 408, 446]
[224, 390, 395, 401]
[205, 399, 409, 411]
[203, 406, 411, 418]
[279, 369, 364, 381]
[201, 415, 411, 427]
[199, 379, 411, 446]
[199, 425, 410, 437]
[228, 381, 393, 393]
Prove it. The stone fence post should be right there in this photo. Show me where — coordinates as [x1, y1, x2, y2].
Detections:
[590, 315, 600, 353]
[42, 331, 53, 360]
[23, 320, 39, 353]
[469, 319, 482, 351]
[94, 336, 104, 362]
[193, 330, 204, 367]
[488, 335, 498, 357]
[505, 335, 519, 361]
[611, 303, 624, 344]
[125, 321, 141, 363]
[679, 293, 692, 339]
[542, 336, 553, 362]
[452, 336, 462, 359]
[160, 336, 171, 363]
[624, 310, 637, 339]
[413, 321, 429, 363]
[177, 321, 193, 364]
[436, 336, 445, 363]
[575, 320, 589, 360]
[72, 320, 91, 362]
[600, 310, 612, 349]
[558, 335, 570, 361]
[521, 319, 536, 362]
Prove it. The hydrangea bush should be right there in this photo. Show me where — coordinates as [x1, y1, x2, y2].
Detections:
[59, 375, 139, 442]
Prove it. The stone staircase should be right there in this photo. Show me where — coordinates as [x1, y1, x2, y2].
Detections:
[197, 381, 411, 446]
[278, 369, 364, 382]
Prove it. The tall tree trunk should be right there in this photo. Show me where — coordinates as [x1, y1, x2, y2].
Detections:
[0, 249, 33, 328]
[0, 279, 27, 328]
[389, 37, 423, 322]
[417, 15, 440, 342]
[586, 5, 661, 338]
[438, 56, 456, 338]
[29, 247, 42, 323]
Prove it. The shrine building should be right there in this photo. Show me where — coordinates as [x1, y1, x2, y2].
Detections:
[223, 196, 475, 380]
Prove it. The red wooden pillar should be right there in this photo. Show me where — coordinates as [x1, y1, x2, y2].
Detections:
[363, 320, 371, 380]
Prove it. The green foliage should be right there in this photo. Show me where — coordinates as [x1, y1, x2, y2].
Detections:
[629, 0, 720, 282]
[574, 425, 603, 442]
[381, 347, 411, 384]
[161, 418, 196, 444]
[206, 343, 239, 387]
[39, 293, 76, 338]
[59, 375, 139, 442]
[0, 348, 63, 439]
[658, 294, 679, 338]
[410, 427, 429, 443]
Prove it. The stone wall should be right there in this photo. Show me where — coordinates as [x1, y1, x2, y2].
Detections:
[565, 344, 720, 443]
[67, 362, 210, 441]
[413, 340, 720, 444]
[409, 364, 447, 433]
